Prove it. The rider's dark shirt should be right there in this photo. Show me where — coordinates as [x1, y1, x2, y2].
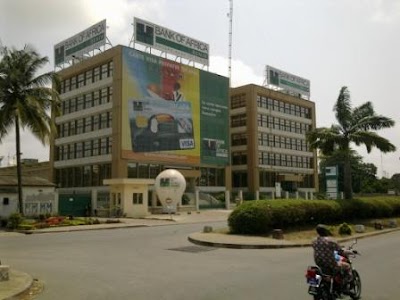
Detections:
[312, 236, 341, 274]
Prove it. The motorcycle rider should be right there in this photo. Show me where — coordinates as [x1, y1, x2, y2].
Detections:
[312, 224, 353, 292]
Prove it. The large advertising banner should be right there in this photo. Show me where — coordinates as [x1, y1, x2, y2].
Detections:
[121, 47, 229, 166]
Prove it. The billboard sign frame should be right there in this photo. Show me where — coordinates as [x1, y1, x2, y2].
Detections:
[121, 47, 228, 166]
[54, 19, 107, 66]
[266, 65, 310, 98]
[133, 17, 209, 66]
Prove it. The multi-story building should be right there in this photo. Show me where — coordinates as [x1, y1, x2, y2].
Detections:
[229, 84, 318, 198]
[50, 45, 230, 216]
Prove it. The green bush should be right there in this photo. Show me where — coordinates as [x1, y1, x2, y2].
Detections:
[338, 223, 352, 235]
[228, 197, 400, 235]
[7, 212, 23, 230]
[228, 201, 272, 234]
[17, 224, 35, 230]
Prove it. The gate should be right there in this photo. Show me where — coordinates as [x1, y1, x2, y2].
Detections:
[59, 194, 91, 217]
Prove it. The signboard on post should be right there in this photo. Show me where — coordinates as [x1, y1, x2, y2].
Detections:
[134, 17, 209, 66]
[266, 65, 310, 98]
[54, 19, 107, 66]
[325, 166, 339, 199]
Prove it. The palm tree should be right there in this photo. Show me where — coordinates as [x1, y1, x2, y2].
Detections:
[307, 86, 396, 200]
[0, 45, 60, 214]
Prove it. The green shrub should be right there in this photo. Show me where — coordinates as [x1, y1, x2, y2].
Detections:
[228, 201, 272, 234]
[338, 223, 352, 235]
[17, 224, 35, 230]
[7, 213, 23, 230]
[228, 197, 400, 235]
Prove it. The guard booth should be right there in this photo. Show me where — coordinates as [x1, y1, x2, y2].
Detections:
[103, 178, 155, 218]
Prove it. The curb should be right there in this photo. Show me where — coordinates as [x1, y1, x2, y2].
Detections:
[17, 224, 149, 235]
[2, 270, 33, 300]
[188, 227, 400, 249]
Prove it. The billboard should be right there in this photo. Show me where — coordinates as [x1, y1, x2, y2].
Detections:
[54, 19, 107, 66]
[266, 65, 310, 97]
[121, 47, 228, 166]
[134, 17, 209, 66]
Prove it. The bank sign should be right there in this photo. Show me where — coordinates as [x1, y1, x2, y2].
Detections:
[54, 19, 107, 66]
[267, 65, 310, 98]
[134, 17, 209, 66]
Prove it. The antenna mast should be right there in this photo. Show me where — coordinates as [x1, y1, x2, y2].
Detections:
[228, 0, 233, 87]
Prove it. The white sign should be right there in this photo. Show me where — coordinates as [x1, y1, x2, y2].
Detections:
[266, 65, 310, 97]
[134, 17, 209, 65]
[54, 19, 107, 65]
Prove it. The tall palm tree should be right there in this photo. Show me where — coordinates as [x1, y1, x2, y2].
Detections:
[0, 45, 60, 214]
[307, 86, 396, 200]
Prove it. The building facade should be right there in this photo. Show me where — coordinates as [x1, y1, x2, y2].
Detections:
[50, 45, 230, 215]
[229, 84, 318, 198]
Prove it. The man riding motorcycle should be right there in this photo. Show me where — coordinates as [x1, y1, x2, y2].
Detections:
[312, 224, 353, 293]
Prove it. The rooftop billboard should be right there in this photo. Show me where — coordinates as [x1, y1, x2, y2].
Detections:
[134, 17, 209, 66]
[121, 47, 228, 166]
[266, 65, 310, 98]
[54, 19, 107, 66]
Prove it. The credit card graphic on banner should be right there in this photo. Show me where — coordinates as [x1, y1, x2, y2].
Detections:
[129, 98, 194, 152]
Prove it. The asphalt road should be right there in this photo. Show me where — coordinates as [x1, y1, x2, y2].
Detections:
[1, 222, 399, 300]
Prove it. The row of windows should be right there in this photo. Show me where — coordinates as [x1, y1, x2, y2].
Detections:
[257, 114, 311, 134]
[231, 114, 247, 127]
[58, 112, 112, 138]
[258, 133, 310, 152]
[56, 164, 112, 188]
[258, 152, 312, 168]
[231, 93, 246, 109]
[127, 163, 225, 187]
[55, 137, 112, 161]
[232, 171, 315, 189]
[60, 62, 114, 94]
[231, 151, 312, 168]
[257, 95, 311, 119]
[62, 86, 113, 115]
[231, 133, 247, 146]
[259, 172, 314, 189]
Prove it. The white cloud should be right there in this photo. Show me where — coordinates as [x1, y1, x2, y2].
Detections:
[209, 56, 264, 87]
[368, 0, 400, 23]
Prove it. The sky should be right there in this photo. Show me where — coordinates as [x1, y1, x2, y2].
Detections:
[0, 0, 399, 177]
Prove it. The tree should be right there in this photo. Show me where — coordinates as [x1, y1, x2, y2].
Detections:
[307, 86, 396, 199]
[0, 45, 60, 214]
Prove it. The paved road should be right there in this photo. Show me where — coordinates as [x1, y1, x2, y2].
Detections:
[1, 222, 399, 300]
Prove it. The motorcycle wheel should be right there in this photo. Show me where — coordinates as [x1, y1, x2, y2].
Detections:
[313, 288, 336, 300]
[350, 270, 361, 300]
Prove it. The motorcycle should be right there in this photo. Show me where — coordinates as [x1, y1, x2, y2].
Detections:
[305, 239, 362, 300]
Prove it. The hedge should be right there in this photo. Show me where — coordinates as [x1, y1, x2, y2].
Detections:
[228, 197, 400, 235]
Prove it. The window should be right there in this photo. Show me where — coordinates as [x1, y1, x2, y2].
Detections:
[70, 76, 77, 91]
[93, 90, 100, 106]
[76, 119, 84, 134]
[85, 92, 93, 109]
[133, 193, 143, 205]
[77, 73, 85, 88]
[231, 114, 246, 127]
[85, 69, 93, 85]
[84, 140, 92, 157]
[3, 198, 9, 205]
[231, 94, 246, 109]
[77, 95, 84, 111]
[94, 66, 101, 82]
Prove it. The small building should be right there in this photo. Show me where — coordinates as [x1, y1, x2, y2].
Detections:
[0, 175, 57, 218]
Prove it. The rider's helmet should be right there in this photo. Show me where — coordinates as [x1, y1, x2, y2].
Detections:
[316, 224, 331, 237]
